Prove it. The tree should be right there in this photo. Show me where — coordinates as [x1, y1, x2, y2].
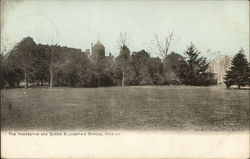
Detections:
[49, 45, 65, 88]
[164, 52, 186, 84]
[96, 58, 114, 87]
[224, 49, 250, 89]
[1, 42, 25, 88]
[130, 50, 152, 85]
[148, 57, 164, 85]
[10, 37, 36, 88]
[28, 44, 50, 86]
[115, 33, 130, 86]
[0, 44, 13, 88]
[58, 50, 90, 87]
[154, 32, 174, 58]
[153, 31, 180, 79]
[180, 43, 215, 86]
[3, 53, 24, 88]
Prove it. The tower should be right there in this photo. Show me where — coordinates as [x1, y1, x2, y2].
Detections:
[91, 40, 105, 62]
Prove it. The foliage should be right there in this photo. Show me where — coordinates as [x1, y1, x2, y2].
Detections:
[224, 49, 250, 89]
[129, 50, 152, 85]
[1, 37, 242, 89]
[180, 43, 215, 86]
[54, 50, 89, 87]
[163, 52, 186, 84]
[114, 45, 131, 86]
[2, 37, 36, 88]
[148, 57, 164, 85]
[28, 44, 50, 85]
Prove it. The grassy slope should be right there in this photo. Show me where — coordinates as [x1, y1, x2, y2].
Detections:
[1, 86, 249, 131]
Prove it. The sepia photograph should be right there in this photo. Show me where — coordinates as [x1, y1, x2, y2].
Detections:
[1, 0, 249, 158]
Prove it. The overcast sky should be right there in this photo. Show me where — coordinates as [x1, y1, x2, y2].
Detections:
[1, 0, 249, 59]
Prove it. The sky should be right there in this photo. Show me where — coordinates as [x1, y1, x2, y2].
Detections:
[1, 0, 249, 60]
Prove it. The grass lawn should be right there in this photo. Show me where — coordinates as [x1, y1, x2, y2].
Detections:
[1, 86, 249, 131]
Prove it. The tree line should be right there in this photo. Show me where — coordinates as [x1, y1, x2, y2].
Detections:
[0, 36, 249, 89]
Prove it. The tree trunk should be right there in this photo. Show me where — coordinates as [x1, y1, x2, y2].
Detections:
[24, 69, 27, 89]
[49, 57, 53, 89]
[50, 73, 53, 88]
[122, 69, 125, 86]
[162, 59, 167, 81]
[238, 84, 241, 89]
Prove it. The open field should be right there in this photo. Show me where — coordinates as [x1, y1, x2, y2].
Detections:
[1, 86, 249, 131]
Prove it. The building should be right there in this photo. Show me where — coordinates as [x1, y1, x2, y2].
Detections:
[87, 40, 114, 63]
[208, 56, 232, 84]
[91, 40, 105, 62]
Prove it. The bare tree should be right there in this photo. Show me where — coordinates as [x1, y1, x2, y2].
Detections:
[117, 32, 127, 49]
[153, 31, 176, 59]
[1, 44, 12, 72]
[0, 41, 17, 88]
[153, 31, 179, 76]
[1, 41, 17, 59]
